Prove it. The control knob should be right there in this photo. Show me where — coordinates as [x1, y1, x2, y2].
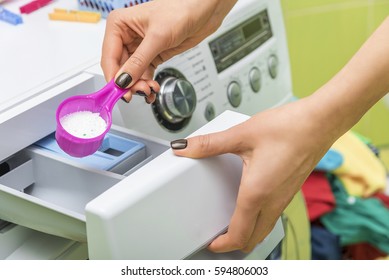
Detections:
[153, 69, 197, 131]
[160, 77, 196, 120]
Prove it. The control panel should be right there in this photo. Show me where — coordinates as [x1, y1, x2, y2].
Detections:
[116, 0, 293, 140]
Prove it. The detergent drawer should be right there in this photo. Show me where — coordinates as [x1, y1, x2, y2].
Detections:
[0, 146, 122, 242]
[0, 122, 169, 243]
[0, 109, 284, 259]
[86, 110, 285, 260]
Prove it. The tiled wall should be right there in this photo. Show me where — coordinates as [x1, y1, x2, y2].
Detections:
[281, 0, 389, 146]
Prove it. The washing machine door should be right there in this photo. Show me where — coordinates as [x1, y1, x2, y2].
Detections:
[85, 111, 284, 259]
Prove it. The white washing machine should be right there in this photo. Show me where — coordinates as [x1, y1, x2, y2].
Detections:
[0, 0, 309, 259]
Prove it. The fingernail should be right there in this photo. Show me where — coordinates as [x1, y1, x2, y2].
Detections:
[144, 97, 151, 104]
[150, 87, 157, 94]
[115, 72, 132, 89]
[170, 139, 187, 150]
[121, 97, 129, 103]
[136, 90, 147, 97]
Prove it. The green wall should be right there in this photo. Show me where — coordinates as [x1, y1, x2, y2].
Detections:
[280, 0, 389, 146]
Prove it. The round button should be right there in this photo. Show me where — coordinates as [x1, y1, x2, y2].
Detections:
[268, 54, 279, 79]
[204, 103, 216, 121]
[227, 82, 242, 108]
[249, 67, 261, 93]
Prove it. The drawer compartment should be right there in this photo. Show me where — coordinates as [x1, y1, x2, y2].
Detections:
[0, 147, 122, 242]
[34, 132, 147, 175]
[0, 73, 97, 162]
[0, 127, 169, 242]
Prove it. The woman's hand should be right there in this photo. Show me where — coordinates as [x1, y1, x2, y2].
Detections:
[101, 0, 237, 103]
[171, 96, 339, 253]
[171, 16, 389, 253]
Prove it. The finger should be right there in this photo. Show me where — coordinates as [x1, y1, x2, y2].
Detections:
[120, 92, 133, 104]
[121, 80, 160, 104]
[101, 11, 127, 81]
[208, 190, 260, 253]
[139, 68, 159, 104]
[139, 64, 157, 81]
[134, 80, 153, 104]
[146, 80, 160, 104]
[241, 214, 278, 253]
[121, 80, 150, 103]
[134, 80, 152, 96]
[208, 162, 267, 253]
[114, 35, 166, 89]
[170, 126, 246, 158]
[146, 80, 160, 93]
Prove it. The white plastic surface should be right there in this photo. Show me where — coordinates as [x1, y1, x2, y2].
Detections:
[0, 73, 96, 162]
[0, 0, 105, 113]
[86, 110, 284, 259]
[0, 223, 87, 260]
[0, 147, 123, 242]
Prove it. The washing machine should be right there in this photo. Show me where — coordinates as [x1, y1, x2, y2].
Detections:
[0, 0, 309, 259]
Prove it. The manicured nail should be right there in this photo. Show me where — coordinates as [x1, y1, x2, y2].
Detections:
[136, 90, 147, 97]
[121, 97, 129, 103]
[170, 139, 187, 150]
[115, 72, 132, 89]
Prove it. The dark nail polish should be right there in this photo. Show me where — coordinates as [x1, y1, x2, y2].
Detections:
[144, 97, 151, 104]
[170, 139, 187, 150]
[121, 97, 129, 103]
[136, 90, 147, 97]
[115, 72, 132, 89]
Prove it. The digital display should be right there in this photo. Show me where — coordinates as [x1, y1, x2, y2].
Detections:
[243, 18, 262, 39]
[209, 10, 272, 73]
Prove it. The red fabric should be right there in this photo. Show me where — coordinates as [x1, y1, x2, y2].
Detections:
[373, 192, 389, 208]
[301, 172, 336, 222]
[344, 243, 387, 260]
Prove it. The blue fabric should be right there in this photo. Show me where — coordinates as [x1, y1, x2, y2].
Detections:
[315, 149, 343, 171]
[311, 225, 342, 260]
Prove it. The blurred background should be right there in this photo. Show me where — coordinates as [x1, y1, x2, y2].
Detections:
[281, 0, 389, 162]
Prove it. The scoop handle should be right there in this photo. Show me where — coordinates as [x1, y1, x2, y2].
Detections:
[93, 79, 128, 112]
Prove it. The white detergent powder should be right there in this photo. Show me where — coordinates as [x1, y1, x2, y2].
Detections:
[60, 111, 107, 138]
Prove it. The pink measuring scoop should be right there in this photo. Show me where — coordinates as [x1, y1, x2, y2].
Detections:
[55, 79, 127, 158]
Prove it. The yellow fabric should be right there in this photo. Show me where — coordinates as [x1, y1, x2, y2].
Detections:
[331, 131, 386, 197]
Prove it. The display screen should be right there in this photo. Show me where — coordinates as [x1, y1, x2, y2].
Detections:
[209, 10, 272, 73]
[243, 18, 262, 39]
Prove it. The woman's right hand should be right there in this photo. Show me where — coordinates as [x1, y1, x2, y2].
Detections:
[101, 0, 237, 103]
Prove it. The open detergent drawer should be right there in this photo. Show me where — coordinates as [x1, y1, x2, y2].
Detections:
[0, 71, 284, 259]
[0, 73, 169, 243]
[0, 129, 168, 243]
[0, 147, 122, 242]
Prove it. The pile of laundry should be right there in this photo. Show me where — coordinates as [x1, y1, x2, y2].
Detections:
[302, 131, 389, 260]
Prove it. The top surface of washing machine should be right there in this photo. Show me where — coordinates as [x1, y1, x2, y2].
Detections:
[0, 0, 105, 113]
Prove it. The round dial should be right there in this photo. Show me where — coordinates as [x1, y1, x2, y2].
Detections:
[161, 77, 196, 119]
[152, 68, 197, 131]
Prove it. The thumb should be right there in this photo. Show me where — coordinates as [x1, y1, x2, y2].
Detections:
[170, 129, 241, 158]
[114, 35, 165, 89]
